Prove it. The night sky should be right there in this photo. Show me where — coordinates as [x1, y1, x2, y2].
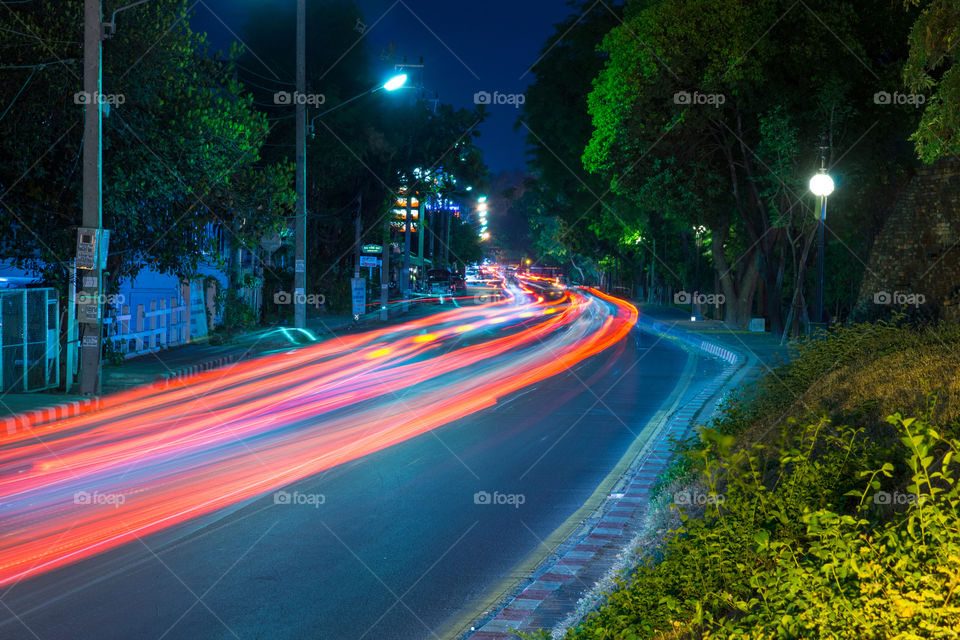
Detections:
[195, 0, 579, 174]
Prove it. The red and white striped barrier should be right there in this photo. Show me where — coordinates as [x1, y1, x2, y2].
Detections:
[2, 398, 101, 436]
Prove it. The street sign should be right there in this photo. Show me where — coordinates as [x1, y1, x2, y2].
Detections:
[359, 256, 379, 268]
[362, 244, 382, 254]
[351, 278, 366, 319]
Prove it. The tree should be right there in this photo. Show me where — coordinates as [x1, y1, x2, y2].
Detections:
[903, 0, 960, 162]
[0, 1, 293, 291]
[585, 0, 917, 329]
[518, 0, 627, 286]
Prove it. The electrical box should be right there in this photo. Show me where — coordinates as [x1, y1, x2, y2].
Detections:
[76, 228, 110, 271]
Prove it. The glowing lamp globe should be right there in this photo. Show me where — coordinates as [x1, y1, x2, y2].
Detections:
[809, 173, 834, 197]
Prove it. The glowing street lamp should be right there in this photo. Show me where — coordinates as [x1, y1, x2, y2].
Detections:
[310, 74, 408, 132]
[809, 173, 834, 198]
[382, 73, 407, 92]
[810, 135, 834, 324]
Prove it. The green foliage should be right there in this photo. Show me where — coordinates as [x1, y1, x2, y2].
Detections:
[448, 217, 483, 268]
[212, 282, 258, 342]
[518, 1, 629, 280]
[581, 0, 918, 328]
[903, 0, 960, 162]
[0, 1, 294, 289]
[563, 413, 960, 639]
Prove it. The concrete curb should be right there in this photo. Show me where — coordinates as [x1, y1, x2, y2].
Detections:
[2, 398, 101, 436]
[635, 314, 741, 366]
[153, 354, 241, 388]
[1, 354, 243, 436]
[464, 316, 747, 639]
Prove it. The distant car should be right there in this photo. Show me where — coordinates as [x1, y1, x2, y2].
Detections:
[426, 269, 454, 298]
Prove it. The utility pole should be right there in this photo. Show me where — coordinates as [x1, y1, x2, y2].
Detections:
[402, 192, 412, 300]
[428, 196, 435, 263]
[380, 219, 390, 320]
[79, 0, 103, 396]
[353, 193, 362, 279]
[443, 207, 450, 268]
[351, 192, 365, 319]
[294, 0, 306, 329]
[417, 197, 425, 275]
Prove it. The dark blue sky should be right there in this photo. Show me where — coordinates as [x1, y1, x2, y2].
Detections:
[194, 0, 579, 174]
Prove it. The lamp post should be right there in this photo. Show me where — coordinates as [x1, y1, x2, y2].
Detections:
[809, 144, 834, 325]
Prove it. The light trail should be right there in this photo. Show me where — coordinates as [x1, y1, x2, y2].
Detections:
[0, 288, 636, 588]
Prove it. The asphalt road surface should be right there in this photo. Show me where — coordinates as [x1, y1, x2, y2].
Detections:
[0, 287, 722, 639]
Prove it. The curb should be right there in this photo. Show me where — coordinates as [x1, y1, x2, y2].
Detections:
[464, 315, 746, 639]
[635, 314, 741, 365]
[2, 398, 101, 436]
[153, 354, 241, 388]
[2, 354, 243, 436]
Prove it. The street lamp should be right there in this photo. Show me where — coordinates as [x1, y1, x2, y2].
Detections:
[309, 74, 407, 133]
[809, 146, 834, 325]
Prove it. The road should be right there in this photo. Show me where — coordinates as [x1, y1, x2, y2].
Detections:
[0, 285, 721, 639]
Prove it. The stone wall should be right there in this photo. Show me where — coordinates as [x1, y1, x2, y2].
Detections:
[855, 158, 960, 322]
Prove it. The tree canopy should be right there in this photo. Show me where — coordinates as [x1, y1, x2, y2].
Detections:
[0, 0, 293, 289]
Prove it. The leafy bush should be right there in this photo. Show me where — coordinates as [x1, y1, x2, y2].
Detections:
[564, 414, 960, 639]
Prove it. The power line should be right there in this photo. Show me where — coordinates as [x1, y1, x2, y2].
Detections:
[236, 62, 294, 86]
[0, 66, 35, 125]
[0, 59, 78, 70]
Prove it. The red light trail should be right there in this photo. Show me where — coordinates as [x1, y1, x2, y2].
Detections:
[0, 288, 636, 588]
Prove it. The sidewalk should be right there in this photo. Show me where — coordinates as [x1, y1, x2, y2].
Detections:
[462, 303, 791, 640]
